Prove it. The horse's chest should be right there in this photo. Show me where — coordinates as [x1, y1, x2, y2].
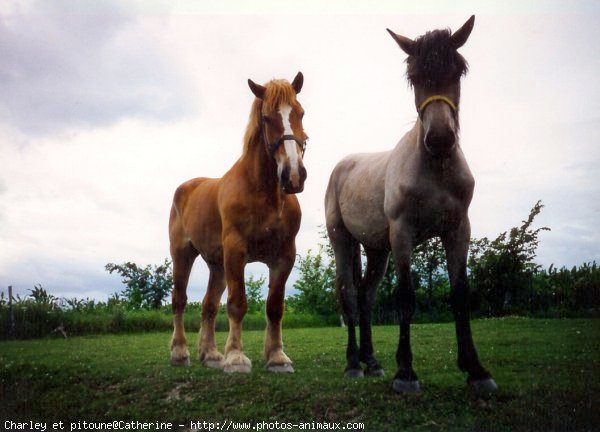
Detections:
[420, 192, 462, 228]
[245, 210, 298, 260]
[251, 219, 287, 244]
[394, 178, 470, 233]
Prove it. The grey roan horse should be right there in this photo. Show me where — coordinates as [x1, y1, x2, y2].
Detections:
[324, 16, 497, 393]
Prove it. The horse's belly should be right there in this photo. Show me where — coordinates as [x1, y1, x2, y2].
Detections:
[345, 217, 389, 249]
[328, 152, 390, 250]
[340, 200, 389, 249]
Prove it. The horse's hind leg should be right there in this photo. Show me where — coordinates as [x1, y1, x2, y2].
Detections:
[443, 224, 497, 393]
[264, 249, 295, 373]
[198, 263, 226, 368]
[170, 245, 197, 366]
[359, 248, 389, 376]
[328, 223, 363, 378]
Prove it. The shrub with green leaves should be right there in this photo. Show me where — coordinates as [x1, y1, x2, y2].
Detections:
[105, 259, 173, 310]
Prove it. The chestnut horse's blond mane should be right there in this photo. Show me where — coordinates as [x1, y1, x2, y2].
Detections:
[243, 79, 300, 155]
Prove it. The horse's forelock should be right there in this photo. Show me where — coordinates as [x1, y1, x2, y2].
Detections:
[406, 29, 469, 88]
[262, 80, 299, 113]
[244, 79, 299, 155]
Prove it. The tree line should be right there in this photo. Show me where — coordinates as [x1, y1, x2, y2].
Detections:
[290, 201, 599, 322]
[2, 200, 598, 339]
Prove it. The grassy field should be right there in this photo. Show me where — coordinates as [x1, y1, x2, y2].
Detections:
[1, 317, 598, 431]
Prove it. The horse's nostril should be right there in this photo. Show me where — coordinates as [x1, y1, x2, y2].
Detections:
[299, 166, 307, 183]
[280, 166, 290, 185]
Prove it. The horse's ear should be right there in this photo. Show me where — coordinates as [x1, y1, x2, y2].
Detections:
[291, 71, 303, 94]
[248, 79, 266, 99]
[387, 28, 416, 56]
[451, 15, 475, 48]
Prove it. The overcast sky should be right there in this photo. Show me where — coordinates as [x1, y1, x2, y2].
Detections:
[1, 0, 599, 303]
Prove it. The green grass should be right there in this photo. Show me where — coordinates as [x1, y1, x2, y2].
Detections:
[1, 318, 599, 431]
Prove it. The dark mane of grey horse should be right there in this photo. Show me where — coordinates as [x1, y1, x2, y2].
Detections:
[406, 29, 469, 88]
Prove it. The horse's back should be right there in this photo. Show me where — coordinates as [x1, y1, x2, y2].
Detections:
[325, 151, 391, 249]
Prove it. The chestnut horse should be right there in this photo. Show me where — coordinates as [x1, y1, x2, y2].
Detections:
[169, 73, 307, 373]
[325, 16, 497, 393]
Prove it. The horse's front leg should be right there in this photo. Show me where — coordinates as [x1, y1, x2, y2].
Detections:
[389, 219, 420, 392]
[264, 250, 295, 373]
[222, 231, 252, 374]
[443, 219, 497, 393]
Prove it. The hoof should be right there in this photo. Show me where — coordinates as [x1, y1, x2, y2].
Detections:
[223, 351, 252, 374]
[200, 351, 224, 369]
[344, 368, 365, 379]
[223, 364, 252, 374]
[203, 359, 223, 369]
[392, 379, 421, 393]
[267, 364, 295, 373]
[470, 378, 498, 394]
[170, 356, 191, 367]
[364, 367, 385, 377]
[265, 351, 293, 373]
[170, 346, 191, 367]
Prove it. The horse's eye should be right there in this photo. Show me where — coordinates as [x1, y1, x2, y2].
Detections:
[299, 111, 305, 119]
[263, 116, 273, 125]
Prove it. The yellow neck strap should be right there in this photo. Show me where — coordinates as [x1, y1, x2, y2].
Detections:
[418, 95, 458, 114]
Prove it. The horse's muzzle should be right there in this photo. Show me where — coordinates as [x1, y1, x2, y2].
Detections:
[425, 128, 456, 158]
[281, 165, 307, 194]
[283, 183, 305, 194]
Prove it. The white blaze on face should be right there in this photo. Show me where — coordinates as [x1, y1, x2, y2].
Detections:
[278, 104, 301, 187]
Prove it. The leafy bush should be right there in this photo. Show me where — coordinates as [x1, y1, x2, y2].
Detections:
[105, 260, 173, 310]
[288, 246, 337, 316]
[245, 274, 266, 313]
[468, 201, 550, 316]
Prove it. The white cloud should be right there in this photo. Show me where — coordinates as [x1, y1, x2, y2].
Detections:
[0, 0, 196, 135]
[1, 2, 599, 302]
